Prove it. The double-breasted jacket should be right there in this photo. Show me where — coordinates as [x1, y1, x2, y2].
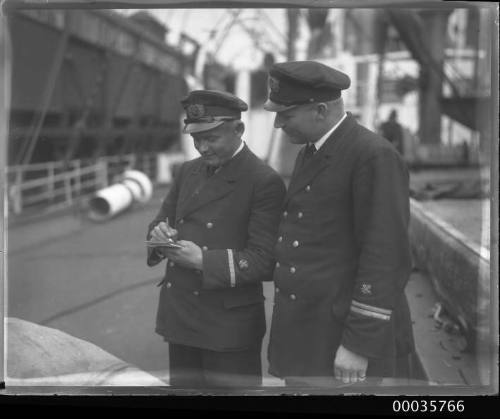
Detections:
[147, 145, 286, 351]
[268, 114, 414, 378]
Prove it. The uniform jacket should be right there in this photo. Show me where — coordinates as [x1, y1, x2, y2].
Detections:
[147, 145, 286, 351]
[268, 113, 414, 378]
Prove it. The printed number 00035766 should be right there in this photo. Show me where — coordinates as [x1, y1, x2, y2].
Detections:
[392, 400, 465, 413]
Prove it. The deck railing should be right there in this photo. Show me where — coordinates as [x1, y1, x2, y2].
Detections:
[6, 153, 157, 215]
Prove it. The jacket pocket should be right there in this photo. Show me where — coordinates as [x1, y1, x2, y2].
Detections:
[223, 293, 265, 309]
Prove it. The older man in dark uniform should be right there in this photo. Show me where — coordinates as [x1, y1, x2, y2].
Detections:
[147, 90, 286, 388]
[263, 61, 415, 387]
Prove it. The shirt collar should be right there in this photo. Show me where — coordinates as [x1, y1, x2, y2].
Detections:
[310, 113, 347, 151]
[212, 140, 244, 174]
[231, 140, 245, 158]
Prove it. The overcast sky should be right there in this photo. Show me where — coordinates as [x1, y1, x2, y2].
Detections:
[117, 9, 309, 70]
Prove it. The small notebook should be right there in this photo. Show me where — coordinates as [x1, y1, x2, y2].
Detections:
[145, 240, 182, 249]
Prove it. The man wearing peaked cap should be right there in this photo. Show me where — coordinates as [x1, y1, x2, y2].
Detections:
[146, 90, 286, 387]
[182, 90, 249, 134]
[264, 61, 416, 387]
[264, 60, 351, 112]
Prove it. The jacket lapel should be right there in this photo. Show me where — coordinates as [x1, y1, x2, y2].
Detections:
[177, 145, 250, 218]
[176, 160, 206, 212]
[286, 114, 357, 201]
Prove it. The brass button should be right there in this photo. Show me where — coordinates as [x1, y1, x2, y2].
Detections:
[278, 236, 283, 243]
[275, 287, 280, 293]
[298, 212, 303, 219]
[166, 282, 172, 288]
[283, 211, 288, 218]
[168, 261, 175, 267]
[305, 185, 311, 192]
[202, 246, 208, 251]
[193, 290, 199, 296]
[178, 219, 184, 224]
[290, 267, 296, 274]
[206, 222, 213, 229]
[275, 262, 280, 268]
[290, 294, 297, 300]
[292, 240, 299, 248]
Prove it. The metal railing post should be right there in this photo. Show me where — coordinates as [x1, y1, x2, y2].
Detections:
[65, 172, 72, 206]
[47, 162, 55, 202]
[74, 160, 81, 196]
[12, 168, 23, 214]
[100, 158, 109, 189]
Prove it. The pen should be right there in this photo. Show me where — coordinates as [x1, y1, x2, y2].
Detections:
[165, 217, 173, 242]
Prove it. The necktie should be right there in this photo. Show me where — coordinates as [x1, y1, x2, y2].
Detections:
[206, 165, 220, 177]
[302, 143, 316, 167]
[305, 143, 316, 157]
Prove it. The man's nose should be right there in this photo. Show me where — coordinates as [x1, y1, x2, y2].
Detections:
[197, 141, 209, 153]
[274, 114, 283, 129]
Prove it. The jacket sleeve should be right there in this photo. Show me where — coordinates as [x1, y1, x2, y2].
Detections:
[340, 146, 412, 359]
[146, 164, 183, 267]
[201, 171, 286, 289]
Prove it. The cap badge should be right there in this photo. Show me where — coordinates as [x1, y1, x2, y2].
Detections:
[186, 104, 205, 119]
[361, 284, 372, 295]
[269, 76, 280, 93]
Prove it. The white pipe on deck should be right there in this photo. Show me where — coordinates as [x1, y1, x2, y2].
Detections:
[88, 170, 153, 221]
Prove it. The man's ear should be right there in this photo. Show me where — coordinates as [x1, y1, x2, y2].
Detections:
[315, 103, 328, 120]
[235, 120, 245, 136]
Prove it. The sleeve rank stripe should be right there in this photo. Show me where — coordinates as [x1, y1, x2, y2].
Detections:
[350, 305, 391, 321]
[351, 300, 392, 316]
[227, 249, 236, 288]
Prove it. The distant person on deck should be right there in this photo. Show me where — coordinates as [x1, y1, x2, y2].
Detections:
[379, 110, 404, 155]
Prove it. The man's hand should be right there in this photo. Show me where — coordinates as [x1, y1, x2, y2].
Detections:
[150, 218, 178, 257]
[334, 344, 368, 384]
[150, 218, 178, 242]
[163, 240, 203, 270]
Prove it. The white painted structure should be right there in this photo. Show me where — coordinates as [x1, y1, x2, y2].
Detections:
[88, 170, 153, 221]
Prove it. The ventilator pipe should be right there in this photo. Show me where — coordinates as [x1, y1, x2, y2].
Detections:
[123, 170, 153, 203]
[88, 170, 153, 221]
